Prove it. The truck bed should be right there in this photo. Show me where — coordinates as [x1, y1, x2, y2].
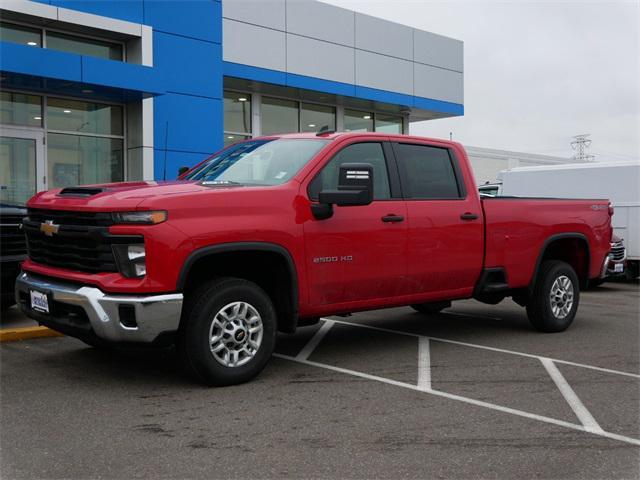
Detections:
[481, 197, 612, 288]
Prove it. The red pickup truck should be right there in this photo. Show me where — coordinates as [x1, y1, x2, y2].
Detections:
[16, 133, 613, 385]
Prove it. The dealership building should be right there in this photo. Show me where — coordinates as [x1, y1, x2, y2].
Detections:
[0, 0, 464, 204]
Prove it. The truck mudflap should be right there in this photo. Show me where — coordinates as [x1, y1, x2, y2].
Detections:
[15, 271, 183, 344]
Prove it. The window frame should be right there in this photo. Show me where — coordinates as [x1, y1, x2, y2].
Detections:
[390, 142, 467, 201]
[0, 19, 126, 62]
[0, 88, 127, 187]
[307, 140, 402, 202]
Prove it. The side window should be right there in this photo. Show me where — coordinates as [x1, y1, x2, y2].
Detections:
[395, 144, 462, 199]
[309, 142, 391, 200]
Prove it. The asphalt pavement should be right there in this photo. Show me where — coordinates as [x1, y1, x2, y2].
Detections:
[1, 281, 638, 479]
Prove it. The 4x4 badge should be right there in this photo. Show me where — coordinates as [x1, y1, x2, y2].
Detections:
[40, 220, 60, 237]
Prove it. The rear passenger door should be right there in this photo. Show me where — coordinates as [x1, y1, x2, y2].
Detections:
[392, 142, 483, 297]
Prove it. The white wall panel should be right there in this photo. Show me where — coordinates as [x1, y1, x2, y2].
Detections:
[414, 63, 463, 103]
[222, 0, 285, 30]
[414, 30, 463, 72]
[223, 19, 286, 71]
[286, 0, 354, 47]
[355, 12, 413, 60]
[287, 34, 355, 84]
[355, 50, 413, 95]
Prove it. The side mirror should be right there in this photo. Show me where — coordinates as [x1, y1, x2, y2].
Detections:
[318, 163, 374, 207]
[311, 163, 373, 219]
[178, 166, 189, 176]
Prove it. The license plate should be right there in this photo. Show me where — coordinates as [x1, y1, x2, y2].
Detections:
[30, 290, 49, 313]
[614, 263, 624, 273]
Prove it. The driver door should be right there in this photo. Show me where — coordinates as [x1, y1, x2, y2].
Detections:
[303, 140, 408, 306]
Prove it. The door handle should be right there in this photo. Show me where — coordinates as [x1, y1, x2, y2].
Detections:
[381, 214, 404, 223]
[460, 212, 479, 221]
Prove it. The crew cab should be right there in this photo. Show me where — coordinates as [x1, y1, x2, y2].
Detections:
[16, 133, 613, 385]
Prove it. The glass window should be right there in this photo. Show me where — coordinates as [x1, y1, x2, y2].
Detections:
[46, 31, 123, 61]
[395, 144, 461, 199]
[375, 114, 403, 134]
[47, 133, 123, 188]
[309, 143, 390, 201]
[261, 97, 298, 135]
[47, 98, 123, 136]
[301, 103, 335, 133]
[0, 92, 42, 127]
[0, 22, 41, 47]
[344, 109, 373, 132]
[224, 91, 251, 134]
[185, 139, 327, 186]
[0, 136, 37, 205]
[223, 134, 250, 147]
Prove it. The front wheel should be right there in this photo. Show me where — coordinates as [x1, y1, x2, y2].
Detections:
[526, 260, 579, 332]
[178, 277, 277, 386]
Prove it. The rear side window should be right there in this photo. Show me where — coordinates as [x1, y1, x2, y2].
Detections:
[394, 144, 462, 199]
[308, 142, 391, 200]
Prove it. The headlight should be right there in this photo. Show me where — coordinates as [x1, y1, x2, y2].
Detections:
[112, 211, 167, 225]
[112, 244, 146, 278]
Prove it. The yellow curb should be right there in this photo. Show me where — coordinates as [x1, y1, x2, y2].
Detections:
[0, 326, 63, 342]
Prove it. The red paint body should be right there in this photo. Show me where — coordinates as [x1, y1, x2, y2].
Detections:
[24, 133, 612, 322]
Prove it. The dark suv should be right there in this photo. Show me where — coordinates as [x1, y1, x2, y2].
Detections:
[1, 203, 27, 311]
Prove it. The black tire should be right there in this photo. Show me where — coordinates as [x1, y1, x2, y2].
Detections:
[178, 277, 277, 386]
[411, 301, 451, 314]
[526, 260, 579, 332]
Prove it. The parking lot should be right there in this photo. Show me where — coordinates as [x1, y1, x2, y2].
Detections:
[1, 281, 638, 479]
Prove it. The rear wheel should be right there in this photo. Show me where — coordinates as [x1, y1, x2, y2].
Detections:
[526, 260, 579, 332]
[411, 301, 451, 314]
[178, 277, 276, 386]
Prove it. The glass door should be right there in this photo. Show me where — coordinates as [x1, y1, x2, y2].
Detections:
[0, 127, 45, 205]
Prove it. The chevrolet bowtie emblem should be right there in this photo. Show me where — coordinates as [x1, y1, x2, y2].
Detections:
[40, 220, 60, 237]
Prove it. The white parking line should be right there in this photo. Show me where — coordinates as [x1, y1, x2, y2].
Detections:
[273, 353, 640, 447]
[541, 358, 604, 434]
[326, 318, 640, 379]
[417, 337, 431, 391]
[295, 319, 334, 361]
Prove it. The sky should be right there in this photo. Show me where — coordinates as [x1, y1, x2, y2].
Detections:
[325, 0, 639, 161]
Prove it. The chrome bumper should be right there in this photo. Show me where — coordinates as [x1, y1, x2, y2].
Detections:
[15, 271, 183, 344]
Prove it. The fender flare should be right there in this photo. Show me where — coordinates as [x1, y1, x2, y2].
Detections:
[529, 233, 590, 289]
[177, 241, 299, 323]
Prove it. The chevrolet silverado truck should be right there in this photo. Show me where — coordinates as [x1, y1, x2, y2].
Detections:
[16, 133, 613, 386]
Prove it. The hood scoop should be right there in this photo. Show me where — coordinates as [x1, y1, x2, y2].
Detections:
[58, 187, 106, 197]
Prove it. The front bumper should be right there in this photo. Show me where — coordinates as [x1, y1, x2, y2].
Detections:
[15, 271, 183, 344]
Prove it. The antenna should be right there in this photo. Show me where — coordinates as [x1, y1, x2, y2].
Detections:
[571, 134, 595, 162]
[163, 121, 169, 181]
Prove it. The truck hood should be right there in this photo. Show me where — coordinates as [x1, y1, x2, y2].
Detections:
[27, 181, 249, 211]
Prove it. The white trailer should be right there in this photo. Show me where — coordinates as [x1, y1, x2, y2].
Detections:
[498, 162, 640, 277]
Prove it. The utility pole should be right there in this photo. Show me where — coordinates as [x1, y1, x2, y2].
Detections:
[571, 134, 595, 162]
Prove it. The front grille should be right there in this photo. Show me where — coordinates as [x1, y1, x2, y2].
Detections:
[23, 209, 141, 274]
[610, 241, 625, 261]
[0, 214, 27, 257]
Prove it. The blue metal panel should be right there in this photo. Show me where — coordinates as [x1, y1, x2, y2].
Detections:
[0, 42, 82, 82]
[48, 0, 144, 23]
[154, 32, 221, 99]
[144, 0, 221, 44]
[413, 96, 464, 116]
[82, 56, 165, 95]
[153, 93, 222, 156]
[153, 150, 212, 181]
[286, 72, 355, 98]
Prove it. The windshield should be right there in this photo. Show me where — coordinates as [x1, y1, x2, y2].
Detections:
[184, 139, 329, 186]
